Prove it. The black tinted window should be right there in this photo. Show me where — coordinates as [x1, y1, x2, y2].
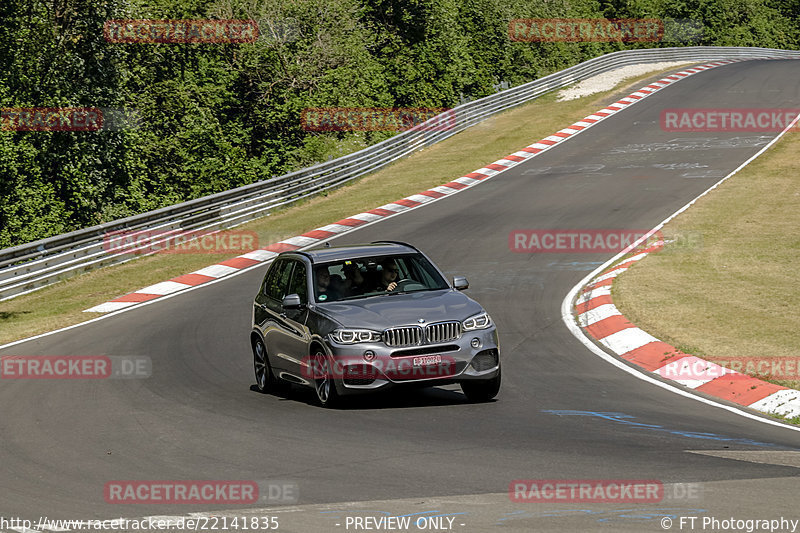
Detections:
[264, 260, 294, 301]
[287, 261, 308, 303]
[314, 253, 448, 301]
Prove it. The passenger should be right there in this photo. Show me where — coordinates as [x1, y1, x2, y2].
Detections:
[342, 262, 365, 296]
[314, 267, 339, 302]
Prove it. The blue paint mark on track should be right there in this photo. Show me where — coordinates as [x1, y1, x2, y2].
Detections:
[542, 410, 783, 448]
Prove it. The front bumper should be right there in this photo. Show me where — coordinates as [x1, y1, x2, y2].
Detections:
[323, 327, 500, 395]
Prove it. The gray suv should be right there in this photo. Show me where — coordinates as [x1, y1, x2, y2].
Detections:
[250, 241, 500, 407]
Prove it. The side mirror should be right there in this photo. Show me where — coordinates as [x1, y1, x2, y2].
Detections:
[453, 276, 469, 291]
[282, 294, 304, 309]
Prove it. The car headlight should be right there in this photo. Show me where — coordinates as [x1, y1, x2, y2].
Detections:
[329, 329, 382, 344]
[462, 312, 492, 331]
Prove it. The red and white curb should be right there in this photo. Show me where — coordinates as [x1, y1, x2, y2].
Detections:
[575, 250, 800, 420]
[572, 94, 800, 423]
[85, 59, 745, 314]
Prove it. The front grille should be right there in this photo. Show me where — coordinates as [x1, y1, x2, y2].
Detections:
[383, 326, 423, 347]
[343, 365, 377, 386]
[425, 321, 461, 343]
[470, 349, 498, 372]
[344, 377, 376, 386]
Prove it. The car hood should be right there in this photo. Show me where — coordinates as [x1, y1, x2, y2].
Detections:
[316, 290, 484, 329]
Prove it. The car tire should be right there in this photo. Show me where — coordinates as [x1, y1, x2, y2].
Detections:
[461, 366, 501, 402]
[253, 337, 276, 393]
[313, 349, 340, 408]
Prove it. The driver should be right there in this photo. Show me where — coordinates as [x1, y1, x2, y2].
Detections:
[371, 258, 400, 292]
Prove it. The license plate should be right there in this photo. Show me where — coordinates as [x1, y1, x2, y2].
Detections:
[412, 355, 442, 367]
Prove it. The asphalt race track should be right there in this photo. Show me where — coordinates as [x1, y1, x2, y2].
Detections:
[2, 60, 800, 532]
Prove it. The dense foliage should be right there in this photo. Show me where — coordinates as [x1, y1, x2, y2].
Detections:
[1, 0, 798, 248]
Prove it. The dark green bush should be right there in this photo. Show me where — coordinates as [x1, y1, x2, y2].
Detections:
[1, 0, 797, 248]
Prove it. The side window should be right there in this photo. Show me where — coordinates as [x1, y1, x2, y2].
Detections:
[264, 260, 294, 301]
[287, 261, 308, 303]
[262, 262, 278, 296]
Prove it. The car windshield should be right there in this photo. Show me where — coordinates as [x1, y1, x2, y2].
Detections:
[312, 253, 450, 303]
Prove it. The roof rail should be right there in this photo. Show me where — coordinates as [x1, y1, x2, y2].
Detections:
[370, 240, 419, 252]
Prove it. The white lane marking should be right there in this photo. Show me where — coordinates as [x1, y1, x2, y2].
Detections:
[279, 235, 319, 247]
[598, 328, 658, 353]
[576, 286, 612, 305]
[453, 176, 480, 186]
[405, 194, 437, 204]
[653, 356, 726, 388]
[527, 142, 553, 150]
[562, 109, 800, 433]
[591, 267, 628, 284]
[316, 223, 352, 234]
[84, 301, 138, 313]
[135, 281, 191, 296]
[577, 304, 622, 327]
[241, 249, 279, 261]
[429, 185, 460, 195]
[193, 264, 240, 278]
[347, 212, 385, 222]
[378, 203, 410, 212]
[474, 168, 502, 176]
[750, 390, 800, 418]
[622, 251, 650, 264]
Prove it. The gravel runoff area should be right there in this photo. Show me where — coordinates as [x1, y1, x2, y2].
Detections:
[556, 61, 694, 101]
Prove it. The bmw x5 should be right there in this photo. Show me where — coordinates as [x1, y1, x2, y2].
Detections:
[250, 241, 500, 407]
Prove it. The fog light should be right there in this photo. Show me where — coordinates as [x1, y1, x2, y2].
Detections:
[470, 338, 481, 349]
[363, 350, 376, 361]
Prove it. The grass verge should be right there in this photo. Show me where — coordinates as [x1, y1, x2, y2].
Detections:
[613, 128, 800, 391]
[0, 64, 698, 347]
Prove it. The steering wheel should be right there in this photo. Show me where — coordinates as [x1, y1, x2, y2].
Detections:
[391, 278, 416, 291]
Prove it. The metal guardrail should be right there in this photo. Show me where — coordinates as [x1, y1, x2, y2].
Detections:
[2, 46, 799, 300]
